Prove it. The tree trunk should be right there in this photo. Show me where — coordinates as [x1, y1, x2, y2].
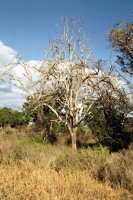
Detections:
[67, 116, 77, 150]
[71, 127, 77, 150]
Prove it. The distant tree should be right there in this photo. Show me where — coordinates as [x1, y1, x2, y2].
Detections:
[11, 110, 28, 127]
[0, 107, 12, 127]
[0, 107, 27, 128]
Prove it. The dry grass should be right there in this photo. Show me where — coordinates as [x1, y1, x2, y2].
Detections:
[0, 130, 133, 199]
[0, 161, 125, 200]
[98, 149, 133, 193]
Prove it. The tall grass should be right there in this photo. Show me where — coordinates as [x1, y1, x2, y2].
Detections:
[0, 130, 133, 199]
[0, 161, 124, 200]
[98, 149, 133, 192]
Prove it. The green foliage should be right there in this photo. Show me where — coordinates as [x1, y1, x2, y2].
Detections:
[108, 20, 133, 73]
[22, 97, 39, 121]
[87, 104, 132, 152]
[53, 122, 67, 134]
[22, 97, 67, 144]
[0, 107, 28, 127]
[86, 105, 105, 136]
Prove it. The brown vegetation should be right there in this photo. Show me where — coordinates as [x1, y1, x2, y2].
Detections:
[0, 163, 124, 200]
[0, 130, 133, 199]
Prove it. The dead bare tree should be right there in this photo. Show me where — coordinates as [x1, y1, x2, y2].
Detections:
[2, 17, 129, 150]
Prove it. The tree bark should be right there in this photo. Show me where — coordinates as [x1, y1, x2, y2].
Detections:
[71, 127, 77, 150]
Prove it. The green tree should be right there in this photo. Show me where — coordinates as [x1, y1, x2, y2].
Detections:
[87, 96, 132, 152]
[107, 15, 133, 151]
[0, 107, 27, 128]
[108, 19, 133, 73]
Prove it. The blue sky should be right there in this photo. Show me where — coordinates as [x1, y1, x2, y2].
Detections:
[0, 0, 132, 61]
[0, 0, 133, 109]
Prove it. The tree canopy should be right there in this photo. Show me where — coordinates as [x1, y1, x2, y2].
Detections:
[108, 20, 133, 73]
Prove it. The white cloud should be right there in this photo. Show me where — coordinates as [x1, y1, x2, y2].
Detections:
[0, 89, 25, 110]
[0, 42, 44, 109]
[0, 41, 16, 67]
[0, 42, 27, 109]
[13, 60, 40, 82]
